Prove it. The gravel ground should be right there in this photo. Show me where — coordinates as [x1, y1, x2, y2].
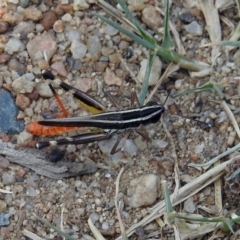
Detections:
[0, 0, 240, 239]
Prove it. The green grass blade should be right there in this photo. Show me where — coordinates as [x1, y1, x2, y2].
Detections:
[176, 215, 224, 223]
[95, 14, 155, 49]
[174, 81, 224, 98]
[220, 40, 240, 47]
[226, 168, 240, 181]
[162, 0, 175, 49]
[162, 180, 173, 214]
[138, 51, 157, 105]
[97, 2, 209, 71]
[117, 0, 156, 45]
[155, 46, 207, 71]
[222, 218, 234, 233]
[38, 217, 77, 240]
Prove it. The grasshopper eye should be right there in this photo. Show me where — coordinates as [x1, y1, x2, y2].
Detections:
[42, 70, 55, 80]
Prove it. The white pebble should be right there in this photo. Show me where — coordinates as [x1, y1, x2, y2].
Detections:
[17, 131, 33, 144]
[137, 57, 162, 86]
[102, 221, 109, 230]
[5, 37, 25, 54]
[175, 79, 183, 89]
[194, 143, 204, 154]
[184, 197, 196, 213]
[89, 212, 99, 223]
[62, 13, 72, 22]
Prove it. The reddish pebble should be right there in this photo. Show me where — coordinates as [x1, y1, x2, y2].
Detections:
[17, 169, 27, 178]
[0, 21, 9, 34]
[16, 94, 31, 110]
[54, 4, 73, 16]
[75, 77, 92, 92]
[1, 227, 10, 238]
[190, 153, 199, 161]
[149, 160, 159, 168]
[0, 156, 10, 169]
[51, 61, 67, 77]
[2, 83, 12, 91]
[41, 11, 57, 30]
[0, 52, 11, 63]
[0, 7, 7, 18]
[26, 89, 39, 101]
[1, 135, 10, 142]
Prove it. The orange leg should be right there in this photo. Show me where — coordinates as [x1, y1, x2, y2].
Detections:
[26, 83, 82, 136]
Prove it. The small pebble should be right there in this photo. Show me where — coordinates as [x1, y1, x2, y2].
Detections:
[194, 143, 204, 154]
[141, 5, 162, 30]
[26, 188, 40, 197]
[0, 53, 10, 63]
[41, 11, 57, 30]
[12, 75, 36, 94]
[51, 61, 67, 77]
[2, 172, 15, 185]
[36, 82, 53, 97]
[179, 11, 195, 24]
[86, 36, 102, 61]
[16, 94, 31, 110]
[17, 131, 33, 144]
[89, 212, 99, 223]
[53, 19, 64, 32]
[73, 0, 89, 10]
[0, 213, 10, 227]
[70, 40, 87, 60]
[104, 25, 118, 36]
[184, 21, 203, 36]
[54, 4, 73, 16]
[66, 144, 76, 153]
[137, 57, 162, 86]
[227, 131, 236, 146]
[175, 79, 183, 89]
[151, 139, 168, 149]
[127, 174, 160, 208]
[0, 156, 10, 169]
[104, 68, 122, 86]
[184, 197, 196, 213]
[102, 221, 109, 230]
[27, 35, 57, 61]
[23, 6, 43, 21]
[62, 13, 72, 22]
[108, 53, 121, 64]
[0, 21, 10, 34]
[5, 37, 25, 55]
[127, 0, 145, 11]
[75, 180, 87, 188]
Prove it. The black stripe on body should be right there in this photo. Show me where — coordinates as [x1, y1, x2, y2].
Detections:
[38, 103, 165, 129]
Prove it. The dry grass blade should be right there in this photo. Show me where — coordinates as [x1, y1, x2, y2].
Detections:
[88, 218, 106, 240]
[198, 0, 222, 65]
[188, 143, 240, 170]
[22, 229, 45, 240]
[221, 100, 240, 139]
[115, 157, 235, 239]
[214, 161, 223, 213]
[161, 118, 180, 198]
[115, 167, 128, 239]
[146, 63, 179, 104]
